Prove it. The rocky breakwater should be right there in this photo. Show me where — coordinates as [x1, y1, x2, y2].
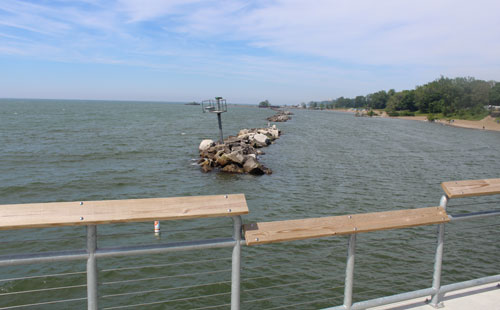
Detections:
[267, 110, 293, 122]
[198, 126, 280, 175]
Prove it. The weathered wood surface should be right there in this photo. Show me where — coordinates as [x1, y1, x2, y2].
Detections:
[244, 207, 449, 246]
[442, 178, 500, 198]
[0, 194, 248, 230]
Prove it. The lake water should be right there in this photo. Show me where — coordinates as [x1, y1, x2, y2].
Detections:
[0, 99, 499, 309]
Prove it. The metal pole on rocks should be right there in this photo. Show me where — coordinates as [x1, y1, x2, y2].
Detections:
[217, 112, 223, 144]
[202, 96, 228, 144]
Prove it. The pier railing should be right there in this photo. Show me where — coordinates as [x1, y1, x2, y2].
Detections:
[0, 178, 499, 309]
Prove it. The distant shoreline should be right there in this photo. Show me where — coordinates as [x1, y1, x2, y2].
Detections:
[327, 108, 500, 132]
[381, 114, 499, 132]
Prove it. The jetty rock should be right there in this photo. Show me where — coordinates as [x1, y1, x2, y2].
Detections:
[199, 139, 215, 151]
[253, 133, 270, 146]
[198, 126, 280, 175]
[267, 110, 292, 122]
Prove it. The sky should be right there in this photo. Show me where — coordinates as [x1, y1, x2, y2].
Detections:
[0, 0, 499, 105]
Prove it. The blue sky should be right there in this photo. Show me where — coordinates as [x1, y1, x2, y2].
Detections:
[1, 0, 499, 105]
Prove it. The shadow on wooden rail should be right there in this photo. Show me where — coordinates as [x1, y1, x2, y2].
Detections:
[244, 177, 500, 246]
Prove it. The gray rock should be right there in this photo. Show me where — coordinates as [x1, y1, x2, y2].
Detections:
[225, 151, 246, 165]
[198, 125, 280, 175]
[238, 129, 249, 136]
[254, 133, 270, 145]
[216, 154, 230, 167]
[199, 139, 214, 151]
[200, 159, 213, 173]
[243, 157, 265, 175]
[222, 164, 245, 174]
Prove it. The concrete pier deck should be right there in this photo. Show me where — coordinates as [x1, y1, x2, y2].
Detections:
[370, 283, 500, 310]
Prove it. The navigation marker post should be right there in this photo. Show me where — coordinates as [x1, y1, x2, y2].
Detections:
[154, 97, 228, 235]
[202, 97, 228, 144]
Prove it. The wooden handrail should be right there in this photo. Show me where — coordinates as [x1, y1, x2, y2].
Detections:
[0, 194, 248, 230]
[441, 178, 500, 198]
[244, 206, 449, 246]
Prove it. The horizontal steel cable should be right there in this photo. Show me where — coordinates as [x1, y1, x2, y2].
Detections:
[190, 303, 231, 310]
[0, 235, 85, 245]
[101, 256, 231, 273]
[101, 268, 231, 286]
[265, 295, 340, 310]
[356, 268, 433, 287]
[243, 263, 431, 296]
[242, 266, 335, 283]
[444, 234, 500, 244]
[447, 200, 500, 208]
[447, 222, 500, 232]
[242, 250, 346, 272]
[242, 260, 332, 273]
[242, 287, 335, 305]
[354, 281, 422, 297]
[0, 271, 86, 283]
[356, 248, 436, 260]
[98, 225, 233, 239]
[354, 239, 437, 252]
[102, 291, 230, 310]
[0, 284, 86, 297]
[102, 280, 231, 298]
[96, 231, 159, 238]
[355, 253, 435, 266]
[0, 297, 86, 310]
[243, 277, 342, 293]
[404, 239, 440, 248]
[243, 243, 347, 261]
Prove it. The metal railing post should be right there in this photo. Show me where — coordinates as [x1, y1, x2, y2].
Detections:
[343, 234, 357, 310]
[430, 195, 447, 308]
[86, 225, 98, 310]
[231, 216, 242, 310]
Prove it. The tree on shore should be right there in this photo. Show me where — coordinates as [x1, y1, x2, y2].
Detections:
[490, 82, 500, 106]
[308, 101, 318, 109]
[259, 100, 270, 107]
[313, 75, 498, 119]
[367, 90, 389, 109]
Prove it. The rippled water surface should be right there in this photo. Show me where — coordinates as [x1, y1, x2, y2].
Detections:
[0, 99, 499, 309]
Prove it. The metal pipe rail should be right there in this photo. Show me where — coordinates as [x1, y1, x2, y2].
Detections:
[334, 181, 500, 309]
[0, 194, 248, 310]
[243, 178, 500, 310]
[0, 178, 499, 310]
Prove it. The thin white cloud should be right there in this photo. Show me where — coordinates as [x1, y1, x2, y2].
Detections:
[117, 0, 202, 22]
[0, 0, 499, 102]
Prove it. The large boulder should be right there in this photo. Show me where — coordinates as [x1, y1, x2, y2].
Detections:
[238, 129, 249, 137]
[270, 129, 279, 139]
[216, 153, 230, 167]
[222, 164, 245, 174]
[231, 145, 243, 153]
[253, 133, 270, 146]
[225, 151, 246, 165]
[198, 126, 279, 175]
[243, 156, 265, 175]
[267, 112, 291, 122]
[199, 139, 214, 151]
[199, 159, 213, 173]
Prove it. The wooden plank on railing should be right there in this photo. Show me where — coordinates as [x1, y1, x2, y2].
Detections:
[0, 194, 248, 230]
[244, 206, 449, 246]
[441, 178, 500, 198]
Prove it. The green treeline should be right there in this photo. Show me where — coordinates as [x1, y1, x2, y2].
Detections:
[307, 76, 500, 119]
